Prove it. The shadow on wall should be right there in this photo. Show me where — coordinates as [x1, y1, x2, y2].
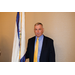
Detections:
[0, 36, 12, 62]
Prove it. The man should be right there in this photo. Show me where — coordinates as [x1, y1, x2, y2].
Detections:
[21, 22, 55, 62]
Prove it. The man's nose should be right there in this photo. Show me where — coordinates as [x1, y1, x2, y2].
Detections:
[37, 30, 39, 32]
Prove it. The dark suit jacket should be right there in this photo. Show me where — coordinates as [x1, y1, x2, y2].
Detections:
[25, 35, 55, 62]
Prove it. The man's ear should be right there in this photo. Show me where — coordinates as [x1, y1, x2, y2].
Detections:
[43, 28, 44, 32]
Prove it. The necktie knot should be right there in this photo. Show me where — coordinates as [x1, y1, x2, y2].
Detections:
[37, 38, 39, 40]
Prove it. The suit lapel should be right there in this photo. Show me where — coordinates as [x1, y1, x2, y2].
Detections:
[39, 35, 46, 61]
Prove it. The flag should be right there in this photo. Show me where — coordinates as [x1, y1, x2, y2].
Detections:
[11, 12, 26, 62]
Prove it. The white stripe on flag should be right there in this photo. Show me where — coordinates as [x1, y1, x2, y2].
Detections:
[11, 22, 19, 62]
[21, 12, 26, 59]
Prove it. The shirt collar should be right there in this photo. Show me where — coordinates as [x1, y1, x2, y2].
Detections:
[35, 34, 44, 41]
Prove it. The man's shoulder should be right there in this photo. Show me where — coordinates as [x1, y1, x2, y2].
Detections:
[44, 35, 53, 42]
[28, 36, 35, 41]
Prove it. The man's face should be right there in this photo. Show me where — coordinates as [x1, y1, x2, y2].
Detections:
[34, 24, 44, 37]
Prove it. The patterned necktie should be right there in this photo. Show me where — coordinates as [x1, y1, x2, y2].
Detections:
[34, 38, 39, 62]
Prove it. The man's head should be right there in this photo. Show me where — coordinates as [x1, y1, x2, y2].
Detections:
[34, 22, 44, 37]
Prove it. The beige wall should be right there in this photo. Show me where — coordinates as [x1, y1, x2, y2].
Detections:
[0, 16, 1, 52]
[0, 12, 75, 62]
[0, 16, 1, 49]
[0, 12, 17, 62]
